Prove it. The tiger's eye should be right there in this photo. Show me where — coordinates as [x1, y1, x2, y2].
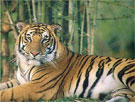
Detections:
[45, 35, 49, 38]
[27, 37, 31, 40]
[26, 36, 31, 42]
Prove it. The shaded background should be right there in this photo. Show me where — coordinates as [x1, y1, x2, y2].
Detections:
[0, 0, 135, 91]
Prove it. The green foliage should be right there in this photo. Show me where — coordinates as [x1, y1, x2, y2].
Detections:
[95, 1, 135, 58]
[2, 0, 134, 58]
[38, 97, 98, 102]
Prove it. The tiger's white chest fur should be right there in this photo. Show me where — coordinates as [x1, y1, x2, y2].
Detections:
[16, 68, 28, 84]
[16, 64, 34, 84]
[16, 49, 36, 84]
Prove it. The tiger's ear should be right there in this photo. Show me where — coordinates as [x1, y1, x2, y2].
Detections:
[50, 24, 62, 35]
[16, 22, 29, 32]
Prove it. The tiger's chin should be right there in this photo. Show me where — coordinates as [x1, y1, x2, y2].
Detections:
[28, 59, 42, 66]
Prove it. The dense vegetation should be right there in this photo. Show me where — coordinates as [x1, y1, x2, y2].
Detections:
[1, 0, 135, 101]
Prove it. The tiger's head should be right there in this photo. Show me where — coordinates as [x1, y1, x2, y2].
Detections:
[16, 22, 63, 66]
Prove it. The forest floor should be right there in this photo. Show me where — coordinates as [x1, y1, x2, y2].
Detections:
[38, 97, 100, 102]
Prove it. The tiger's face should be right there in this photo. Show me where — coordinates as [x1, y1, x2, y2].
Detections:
[16, 22, 61, 66]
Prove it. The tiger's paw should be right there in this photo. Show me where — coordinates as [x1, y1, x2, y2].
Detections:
[106, 96, 129, 102]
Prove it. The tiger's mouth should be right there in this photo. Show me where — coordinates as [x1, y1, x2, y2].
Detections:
[26, 53, 46, 66]
[27, 59, 43, 66]
[16, 50, 45, 67]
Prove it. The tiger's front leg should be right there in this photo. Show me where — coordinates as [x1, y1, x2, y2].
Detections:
[106, 88, 135, 102]
[0, 81, 43, 102]
[0, 79, 18, 90]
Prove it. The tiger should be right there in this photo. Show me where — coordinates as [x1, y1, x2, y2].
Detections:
[0, 22, 135, 102]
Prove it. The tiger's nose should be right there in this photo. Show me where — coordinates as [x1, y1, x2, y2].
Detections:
[30, 51, 41, 57]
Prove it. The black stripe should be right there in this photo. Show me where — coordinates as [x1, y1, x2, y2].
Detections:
[75, 55, 83, 66]
[79, 57, 95, 97]
[79, 55, 88, 66]
[54, 51, 57, 59]
[112, 87, 129, 93]
[118, 64, 135, 85]
[36, 81, 60, 93]
[74, 73, 82, 94]
[96, 59, 104, 77]
[6, 83, 10, 88]
[89, 56, 98, 69]
[24, 32, 27, 41]
[125, 58, 130, 61]
[130, 78, 135, 86]
[68, 76, 74, 92]
[32, 71, 52, 81]
[39, 72, 62, 88]
[105, 57, 112, 64]
[48, 31, 51, 41]
[126, 76, 135, 87]
[77, 56, 91, 77]
[87, 57, 104, 98]
[107, 68, 113, 75]
[107, 59, 122, 76]
[125, 69, 135, 74]
[88, 68, 104, 97]
[79, 72, 88, 98]
[48, 38, 56, 55]
[77, 56, 97, 78]
[10, 88, 14, 101]
[41, 39, 46, 44]
[20, 72, 24, 78]
[53, 38, 56, 51]
[32, 68, 48, 77]
[111, 88, 132, 100]
[18, 36, 22, 52]
[28, 66, 35, 81]
[10, 82, 13, 88]
[68, 52, 75, 62]
[47, 40, 54, 54]
[113, 59, 122, 71]
[127, 60, 135, 63]
[43, 32, 51, 44]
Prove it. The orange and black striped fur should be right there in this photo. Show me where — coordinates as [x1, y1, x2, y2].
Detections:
[0, 22, 135, 102]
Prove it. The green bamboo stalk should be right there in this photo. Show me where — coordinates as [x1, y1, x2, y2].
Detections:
[38, 1, 41, 22]
[86, 1, 91, 55]
[90, 0, 98, 55]
[68, 0, 73, 50]
[80, 3, 85, 54]
[73, 1, 79, 53]
[32, 0, 37, 22]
